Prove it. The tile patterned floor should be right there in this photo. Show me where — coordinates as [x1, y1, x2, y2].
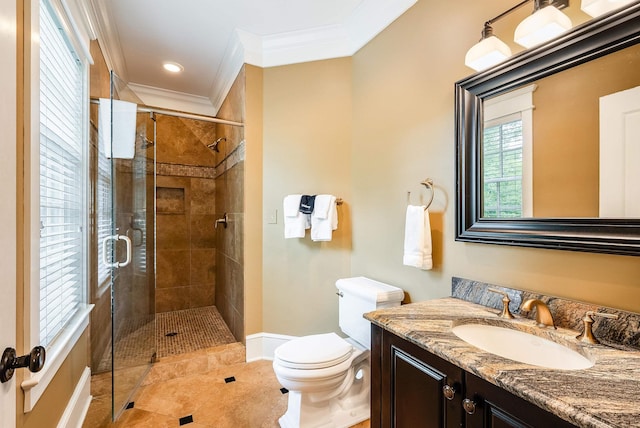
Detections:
[84, 307, 369, 427]
[84, 343, 371, 428]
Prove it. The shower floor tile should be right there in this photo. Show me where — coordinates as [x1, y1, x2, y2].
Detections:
[157, 306, 236, 357]
[96, 306, 235, 373]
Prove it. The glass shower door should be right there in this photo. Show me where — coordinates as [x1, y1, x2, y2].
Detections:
[107, 71, 156, 419]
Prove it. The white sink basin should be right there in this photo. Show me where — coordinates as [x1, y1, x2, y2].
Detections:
[452, 323, 594, 370]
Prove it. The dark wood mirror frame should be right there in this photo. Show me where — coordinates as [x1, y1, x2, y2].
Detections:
[455, 3, 640, 256]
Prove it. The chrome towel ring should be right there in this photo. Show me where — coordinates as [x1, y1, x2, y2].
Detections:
[407, 178, 435, 210]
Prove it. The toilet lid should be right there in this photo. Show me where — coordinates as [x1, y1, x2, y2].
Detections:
[275, 333, 353, 369]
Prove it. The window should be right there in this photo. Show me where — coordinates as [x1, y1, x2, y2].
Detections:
[482, 84, 536, 218]
[38, 0, 87, 347]
[96, 143, 112, 288]
[483, 115, 524, 218]
[24, 0, 92, 411]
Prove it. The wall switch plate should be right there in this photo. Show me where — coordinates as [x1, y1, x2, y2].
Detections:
[267, 209, 278, 224]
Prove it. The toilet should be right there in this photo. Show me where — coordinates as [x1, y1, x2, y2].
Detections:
[272, 277, 404, 428]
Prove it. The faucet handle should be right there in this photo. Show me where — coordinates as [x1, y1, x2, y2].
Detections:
[576, 311, 619, 344]
[487, 288, 515, 319]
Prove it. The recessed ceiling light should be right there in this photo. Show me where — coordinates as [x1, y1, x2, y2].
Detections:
[163, 62, 184, 73]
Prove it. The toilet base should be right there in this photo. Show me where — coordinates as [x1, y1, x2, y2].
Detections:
[278, 389, 369, 428]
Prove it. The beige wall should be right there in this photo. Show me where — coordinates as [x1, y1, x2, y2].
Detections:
[244, 65, 264, 337]
[254, 0, 640, 339]
[261, 58, 353, 335]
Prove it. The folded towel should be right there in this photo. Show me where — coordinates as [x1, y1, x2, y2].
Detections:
[311, 195, 338, 241]
[403, 205, 433, 270]
[284, 195, 309, 239]
[299, 195, 316, 214]
[99, 98, 137, 159]
[284, 194, 302, 217]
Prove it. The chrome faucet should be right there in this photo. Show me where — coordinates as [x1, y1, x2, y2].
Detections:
[522, 299, 556, 329]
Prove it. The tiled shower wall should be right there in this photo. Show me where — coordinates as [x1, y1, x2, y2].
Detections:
[155, 115, 219, 312]
[214, 66, 246, 342]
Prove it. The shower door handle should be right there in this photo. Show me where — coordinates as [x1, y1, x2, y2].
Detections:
[102, 235, 132, 268]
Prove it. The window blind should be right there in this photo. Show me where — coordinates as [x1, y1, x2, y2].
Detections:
[39, 0, 85, 347]
[483, 117, 524, 218]
[97, 144, 111, 285]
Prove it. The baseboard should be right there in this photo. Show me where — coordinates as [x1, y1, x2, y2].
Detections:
[57, 367, 92, 428]
[246, 332, 297, 362]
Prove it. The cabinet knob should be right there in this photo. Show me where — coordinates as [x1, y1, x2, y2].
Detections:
[0, 346, 46, 383]
[463, 398, 477, 415]
[442, 384, 457, 400]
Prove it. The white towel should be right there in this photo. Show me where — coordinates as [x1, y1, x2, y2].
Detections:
[403, 205, 432, 270]
[98, 98, 137, 159]
[311, 195, 338, 242]
[283, 195, 309, 239]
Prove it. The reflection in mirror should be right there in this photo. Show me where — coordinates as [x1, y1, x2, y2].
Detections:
[481, 42, 640, 219]
[455, 4, 640, 256]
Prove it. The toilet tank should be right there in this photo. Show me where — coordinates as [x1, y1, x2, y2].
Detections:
[336, 277, 404, 349]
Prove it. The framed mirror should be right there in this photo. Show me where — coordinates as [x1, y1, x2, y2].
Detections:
[455, 3, 640, 256]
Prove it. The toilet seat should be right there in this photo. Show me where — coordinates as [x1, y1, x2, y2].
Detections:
[274, 333, 353, 370]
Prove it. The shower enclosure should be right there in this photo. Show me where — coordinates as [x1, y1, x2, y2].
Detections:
[91, 70, 246, 422]
[104, 72, 157, 419]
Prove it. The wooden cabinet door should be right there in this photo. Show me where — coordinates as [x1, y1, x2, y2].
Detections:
[464, 373, 576, 428]
[381, 330, 464, 428]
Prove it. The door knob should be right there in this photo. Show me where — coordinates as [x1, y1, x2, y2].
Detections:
[0, 346, 46, 383]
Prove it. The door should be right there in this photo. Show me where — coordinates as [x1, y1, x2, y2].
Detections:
[107, 72, 156, 420]
[0, 0, 17, 425]
[381, 330, 464, 428]
[599, 85, 640, 217]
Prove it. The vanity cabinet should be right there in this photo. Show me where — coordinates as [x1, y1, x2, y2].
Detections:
[371, 324, 464, 427]
[464, 372, 575, 428]
[371, 325, 576, 428]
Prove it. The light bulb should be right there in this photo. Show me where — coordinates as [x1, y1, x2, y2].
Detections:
[465, 35, 512, 71]
[581, 0, 636, 17]
[514, 5, 572, 48]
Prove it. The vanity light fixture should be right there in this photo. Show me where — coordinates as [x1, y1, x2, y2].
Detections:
[465, 23, 513, 71]
[514, 0, 572, 48]
[580, 0, 636, 17]
[465, 0, 572, 71]
[464, 0, 532, 71]
[162, 61, 184, 73]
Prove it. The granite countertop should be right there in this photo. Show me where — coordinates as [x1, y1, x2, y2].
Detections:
[365, 297, 640, 428]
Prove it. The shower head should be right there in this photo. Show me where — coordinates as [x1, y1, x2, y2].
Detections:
[207, 137, 226, 153]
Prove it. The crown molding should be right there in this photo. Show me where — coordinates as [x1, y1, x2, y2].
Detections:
[207, 0, 417, 109]
[129, 83, 218, 117]
[208, 30, 246, 114]
[238, 0, 417, 68]
[86, 0, 417, 116]
[83, 0, 128, 80]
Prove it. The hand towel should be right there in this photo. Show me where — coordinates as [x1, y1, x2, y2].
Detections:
[403, 205, 433, 270]
[311, 195, 338, 241]
[98, 98, 137, 159]
[283, 195, 309, 239]
[299, 195, 316, 214]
